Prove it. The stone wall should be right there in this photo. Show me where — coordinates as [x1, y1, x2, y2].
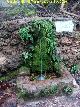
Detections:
[0, 20, 25, 72]
[57, 32, 80, 69]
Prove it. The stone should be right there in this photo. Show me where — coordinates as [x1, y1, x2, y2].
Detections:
[6, 22, 19, 32]
[61, 54, 69, 61]
[0, 41, 8, 47]
[5, 55, 21, 71]
[56, 47, 61, 54]
[16, 64, 77, 98]
[3, 49, 12, 55]
[0, 30, 11, 39]
[60, 37, 72, 45]
[77, 54, 80, 60]
[1, 95, 17, 107]
[72, 79, 79, 89]
[0, 47, 3, 51]
[0, 54, 6, 65]
[71, 47, 78, 53]
[19, 66, 30, 75]
[61, 46, 70, 53]
[10, 39, 20, 46]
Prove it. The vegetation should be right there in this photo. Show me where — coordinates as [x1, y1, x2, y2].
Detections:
[6, 0, 68, 5]
[5, 5, 36, 17]
[39, 85, 59, 97]
[17, 84, 73, 100]
[0, 66, 29, 82]
[70, 64, 79, 74]
[0, 70, 19, 82]
[63, 86, 73, 95]
[17, 88, 30, 100]
[19, 19, 62, 76]
[17, 85, 59, 100]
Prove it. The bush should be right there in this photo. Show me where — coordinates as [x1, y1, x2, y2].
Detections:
[19, 19, 61, 75]
[17, 85, 59, 99]
[50, 85, 59, 95]
[70, 64, 79, 74]
[17, 88, 31, 100]
[39, 85, 59, 97]
[63, 86, 73, 95]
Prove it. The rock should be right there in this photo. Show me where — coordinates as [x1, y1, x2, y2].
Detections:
[0, 41, 8, 47]
[0, 47, 3, 51]
[17, 65, 76, 99]
[19, 66, 30, 75]
[56, 47, 61, 54]
[5, 39, 10, 44]
[72, 79, 79, 89]
[5, 55, 21, 71]
[71, 47, 78, 53]
[6, 22, 19, 32]
[10, 39, 20, 46]
[3, 49, 12, 55]
[47, 3, 60, 13]
[0, 57, 6, 65]
[0, 30, 11, 39]
[76, 78, 80, 85]
[61, 46, 70, 53]
[60, 37, 72, 45]
[77, 54, 80, 60]
[27, 85, 37, 93]
[1, 94, 17, 107]
[61, 54, 69, 61]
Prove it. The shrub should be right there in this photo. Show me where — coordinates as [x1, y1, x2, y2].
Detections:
[19, 19, 61, 75]
[19, 27, 31, 42]
[17, 85, 59, 99]
[0, 70, 19, 82]
[39, 85, 59, 97]
[63, 86, 73, 95]
[50, 85, 59, 95]
[17, 88, 30, 100]
[70, 64, 79, 74]
[39, 88, 50, 97]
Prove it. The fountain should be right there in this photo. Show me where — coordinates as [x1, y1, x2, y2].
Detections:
[19, 19, 57, 81]
[37, 39, 45, 80]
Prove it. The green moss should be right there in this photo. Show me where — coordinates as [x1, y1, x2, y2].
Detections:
[0, 70, 19, 82]
[18, 66, 30, 75]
